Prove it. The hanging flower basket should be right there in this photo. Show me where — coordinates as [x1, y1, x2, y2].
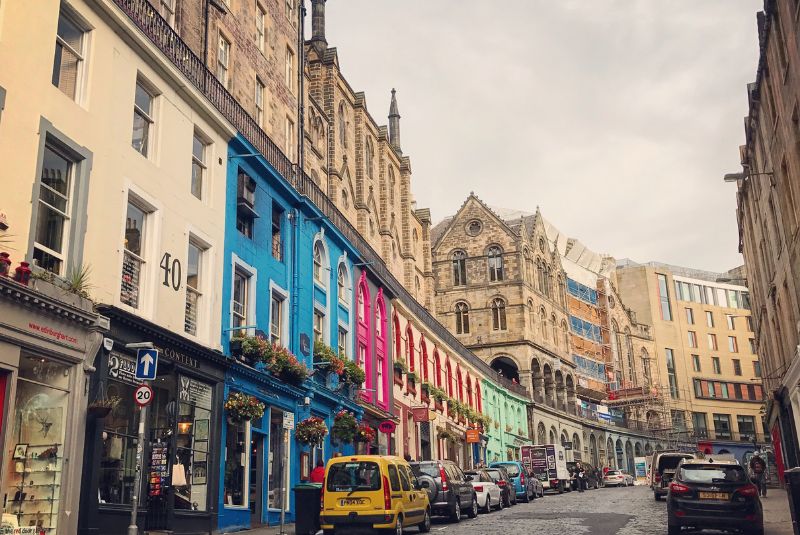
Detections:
[356, 422, 376, 443]
[341, 359, 366, 387]
[331, 410, 357, 444]
[296, 416, 328, 446]
[270, 345, 309, 385]
[224, 392, 265, 421]
[314, 342, 346, 376]
[87, 395, 121, 418]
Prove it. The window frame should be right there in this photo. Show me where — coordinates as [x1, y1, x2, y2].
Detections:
[191, 129, 209, 200]
[217, 32, 231, 88]
[119, 192, 155, 311]
[255, 77, 266, 127]
[285, 46, 295, 93]
[184, 236, 208, 337]
[52, 7, 88, 102]
[132, 77, 157, 157]
[256, 2, 267, 52]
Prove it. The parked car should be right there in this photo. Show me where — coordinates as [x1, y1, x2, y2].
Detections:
[651, 451, 696, 500]
[409, 460, 478, 522]
[464, 469, 503, 513]
[320, 455, 431, 535]
[566, 461, 601, 490]
[667, 458, 763, 535]
[489, 461, 538, 502]
[485, 466, 515, 507]
[603, 469, 634, 487]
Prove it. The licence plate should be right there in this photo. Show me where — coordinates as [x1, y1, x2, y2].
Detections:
[699, 492, 729, 500]
[340, 498, 367, 506]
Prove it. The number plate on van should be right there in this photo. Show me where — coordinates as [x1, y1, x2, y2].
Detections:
[340, 498, 367, 506]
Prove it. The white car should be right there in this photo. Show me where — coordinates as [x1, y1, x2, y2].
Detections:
[603, 470, 635, 487]
[464, 469, 504, 513]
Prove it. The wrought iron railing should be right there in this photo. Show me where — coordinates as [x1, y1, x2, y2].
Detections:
[113, 0, 525, 397]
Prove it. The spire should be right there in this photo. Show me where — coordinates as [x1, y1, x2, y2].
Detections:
[389, 88, 402, 153]
[311, 0, 327, 52]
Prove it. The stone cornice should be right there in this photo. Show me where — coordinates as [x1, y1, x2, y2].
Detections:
[1, 277, 98, 327]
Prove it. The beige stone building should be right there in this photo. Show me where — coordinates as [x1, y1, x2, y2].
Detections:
[616, 261, 767, 451]
[727, 0, 800, 472]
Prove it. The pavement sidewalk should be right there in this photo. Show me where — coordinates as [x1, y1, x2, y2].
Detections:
[232, 524, 297, 535]
[763, 488, 794, 535]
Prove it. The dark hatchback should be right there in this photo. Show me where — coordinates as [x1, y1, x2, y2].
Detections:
[409, 460, 478, 522]
[485, 466, 515, 507]
[667, 459, 763, 535]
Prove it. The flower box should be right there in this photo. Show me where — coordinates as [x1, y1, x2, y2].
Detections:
[394, 369, 404, 386]
[406, 380, 417, 396]
[420, 390, 430, 404]
[434, 400, 444, 412]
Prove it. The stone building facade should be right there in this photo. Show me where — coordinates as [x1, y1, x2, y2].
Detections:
[728, 0, 800, 475]
[431, 194, 577, 411]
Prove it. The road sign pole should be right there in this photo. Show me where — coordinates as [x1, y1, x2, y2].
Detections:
[127, 403, 148, 535]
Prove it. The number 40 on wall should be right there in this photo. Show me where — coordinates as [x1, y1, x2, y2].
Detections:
[160, 252, 182, 291]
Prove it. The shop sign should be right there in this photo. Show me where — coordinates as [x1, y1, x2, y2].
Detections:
[465, 429, 480, 443]
[108, 352, 138, 385]
[178, 375, 212, 410]
[299, 333, 311, 356]
[2, 528, 45, 535]
[156, 345, 199, 369]
[378, 420, 396, 434]
[411, 407, 434, 423]
[283, 412, 295, 430]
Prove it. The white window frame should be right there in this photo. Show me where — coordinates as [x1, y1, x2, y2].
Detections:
[217, 33, 231, 88]
[337, 323, 349, 359]
[191, 129, 209, 200]
[132, 77, 157, 157]
[33, 141, 76, 275]
[255, 77, 266, 127]
[185, 233, 211, 338]
[158, 0, 176, 26]
[256, 3, 267, 52]
[337, 258, 351, 307]
[285, 116, 295, 160]
[119, 186, 160, 314]
[285, 46, 295, 93]
[269, 281, 290, 346]
[53, 7, 88, 102]
[230, 254, 257, 337]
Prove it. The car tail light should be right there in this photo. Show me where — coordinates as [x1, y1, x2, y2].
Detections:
[670, 482, 690, 495]
[520, 472, 525, 485]
[737, 485, 759, 498]
[320, 485, 325, 510]
[383, 475, 391, 510]
[474, 485, 484, 492]
[439, 463, 449, 491]
[497, 480, 507, 486]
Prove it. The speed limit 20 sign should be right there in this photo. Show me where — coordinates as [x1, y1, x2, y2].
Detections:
[134, 384, 153, 407]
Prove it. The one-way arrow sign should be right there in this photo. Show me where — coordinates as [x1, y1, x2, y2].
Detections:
[135, 348, 159, 380]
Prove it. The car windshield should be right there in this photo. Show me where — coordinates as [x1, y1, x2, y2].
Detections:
[606, 471, 620, 476]
[679, 465, 746, 484]
[486, 469, 503, 481]
[410, 463, 439, 478]
[659, 455, 691, 471]
[326, 461, 382, 492]
[495, 464, 520, 477]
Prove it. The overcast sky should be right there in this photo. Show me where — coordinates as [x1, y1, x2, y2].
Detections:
[324, 1, 761, 273]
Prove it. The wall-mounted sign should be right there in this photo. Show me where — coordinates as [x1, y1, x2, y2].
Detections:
[465, 429, 480, 443]
[299, 333, 311, 356]
[411, 407, 434, 423]
[378, 420, 396, 434]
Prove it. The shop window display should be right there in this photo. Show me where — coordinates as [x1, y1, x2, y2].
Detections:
[224, 418, 248, 506]
[2, 354, 70, 534]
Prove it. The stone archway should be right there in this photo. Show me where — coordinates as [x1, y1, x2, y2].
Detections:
[491, 355, 520, 383]
[634, 442, 643, 458]
[550, 426, 558, 445]
[607, 438, 616, 468]
[645, 443, 653, 456]
[537, 422, 547, 444]
[554, 369, 566, 411]
[565, 374, 576, 415]
[589, 434, 598, 466]
[625, 441, 635, 473]
[572, 433, 582, 461]
[543, 364, 555, 408]
[615, 438, 624, 469]
[531, 359, 544, 404]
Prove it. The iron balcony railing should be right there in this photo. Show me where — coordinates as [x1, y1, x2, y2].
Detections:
[112, 0, 525, 398]
[120, 249, 143, 309]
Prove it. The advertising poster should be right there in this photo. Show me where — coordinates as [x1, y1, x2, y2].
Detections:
[634, 456, 647, 483]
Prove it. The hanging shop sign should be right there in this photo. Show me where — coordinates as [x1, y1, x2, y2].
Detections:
[378, 420, 396, 434]
[178, 375, 213, 409]
[465, 429, 481, 443]
[411, 407, 435, 423]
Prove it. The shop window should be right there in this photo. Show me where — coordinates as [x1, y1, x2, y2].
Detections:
[224, 418, 248, 506]
[174, 377, 213, 511]
[2, 354, 70, 530]
[269, 409, 287, 509]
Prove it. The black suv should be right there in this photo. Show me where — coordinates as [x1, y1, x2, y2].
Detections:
[409, 460, 478, 522]
[667, 459, 763, 535]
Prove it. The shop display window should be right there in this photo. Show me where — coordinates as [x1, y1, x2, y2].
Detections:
[2, 354, 70, 534]
[224, 418, 248, 506]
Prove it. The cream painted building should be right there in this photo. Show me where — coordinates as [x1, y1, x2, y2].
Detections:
[616, 261, 767, 449]
[0, 0, 236, 348]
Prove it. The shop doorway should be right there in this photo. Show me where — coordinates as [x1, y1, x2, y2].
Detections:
[250, 431, 265, 526]
[268, 409, 286, 512]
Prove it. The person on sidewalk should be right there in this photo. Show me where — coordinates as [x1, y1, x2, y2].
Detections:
[575, 462, 585, 492]
[749, 456, 767, 497]
[310, 459, 326, 484]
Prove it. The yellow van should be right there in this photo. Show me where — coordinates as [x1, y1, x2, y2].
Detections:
[320, 455, 431, 535]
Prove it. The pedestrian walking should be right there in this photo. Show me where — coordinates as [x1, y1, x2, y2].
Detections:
[749, 456, 767, 497]
[576, 462, 585, 492]
[309, 459, 326, 484]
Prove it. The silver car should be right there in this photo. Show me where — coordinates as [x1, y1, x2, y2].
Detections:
[464, 469, 503, 513]
[603, 469, 634, 487]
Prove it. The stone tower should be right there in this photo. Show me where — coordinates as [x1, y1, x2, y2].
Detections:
[389, 88, 402, 153]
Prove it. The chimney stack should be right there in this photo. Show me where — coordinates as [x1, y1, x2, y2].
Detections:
[311, 0, 327, 51]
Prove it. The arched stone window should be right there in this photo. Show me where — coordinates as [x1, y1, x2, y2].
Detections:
[537, 422, 547, 444]
[557, 275, 565, 305]
[365, 136, 374, 178]
[452, 250, 467, 286]
[338, 101, 347, 147]
[642, 348, 651, 385]
[491, 298, 507, 331]
[536, 258, 545, 293]
[337, 262, 349, 304]
[610, 320, 621, 385]
[341, 188, 349, 209]
[625, 327, 636, 384]
[527, 299, 535, 331]
[487, 246, 504, 281]
[455, 302, 470, 334]
[523, 248, 533, 283]
[561, 320, 569, 350]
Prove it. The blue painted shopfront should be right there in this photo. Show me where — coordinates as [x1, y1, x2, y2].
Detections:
[218, 135, 364, 531]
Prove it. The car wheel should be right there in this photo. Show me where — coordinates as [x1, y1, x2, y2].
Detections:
[467, 495, 478, 518]
[497, 495, 504, 510]
[667, 520, 680, 535]
[395, 517, 404, 535]
[450, 498, 461, 523]
[483, 496, 491, 513]
[418, 509, 431, 533]
[522, 489, 531, 503]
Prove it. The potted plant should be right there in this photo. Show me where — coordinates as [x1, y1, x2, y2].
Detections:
[331, 410, 357, 444]
[270, 345, 309, 385]
[224, 392, 266, 422]
[392, 359, 407, 374]
[314, 342, 345, 376]
[296, 416, 328, 446]
[87, 393, 121, 418]
[356, 422, 376, 443]
[341, 359, 366, 388]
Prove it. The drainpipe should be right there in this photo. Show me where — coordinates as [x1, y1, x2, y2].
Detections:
[202, 0, 210, 76]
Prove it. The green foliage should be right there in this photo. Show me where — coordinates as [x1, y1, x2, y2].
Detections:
[393, 359, 407, 373]
[65, 263, 94, 298]
[342, 358, 366, 386]
[331, 410, 357, 444]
